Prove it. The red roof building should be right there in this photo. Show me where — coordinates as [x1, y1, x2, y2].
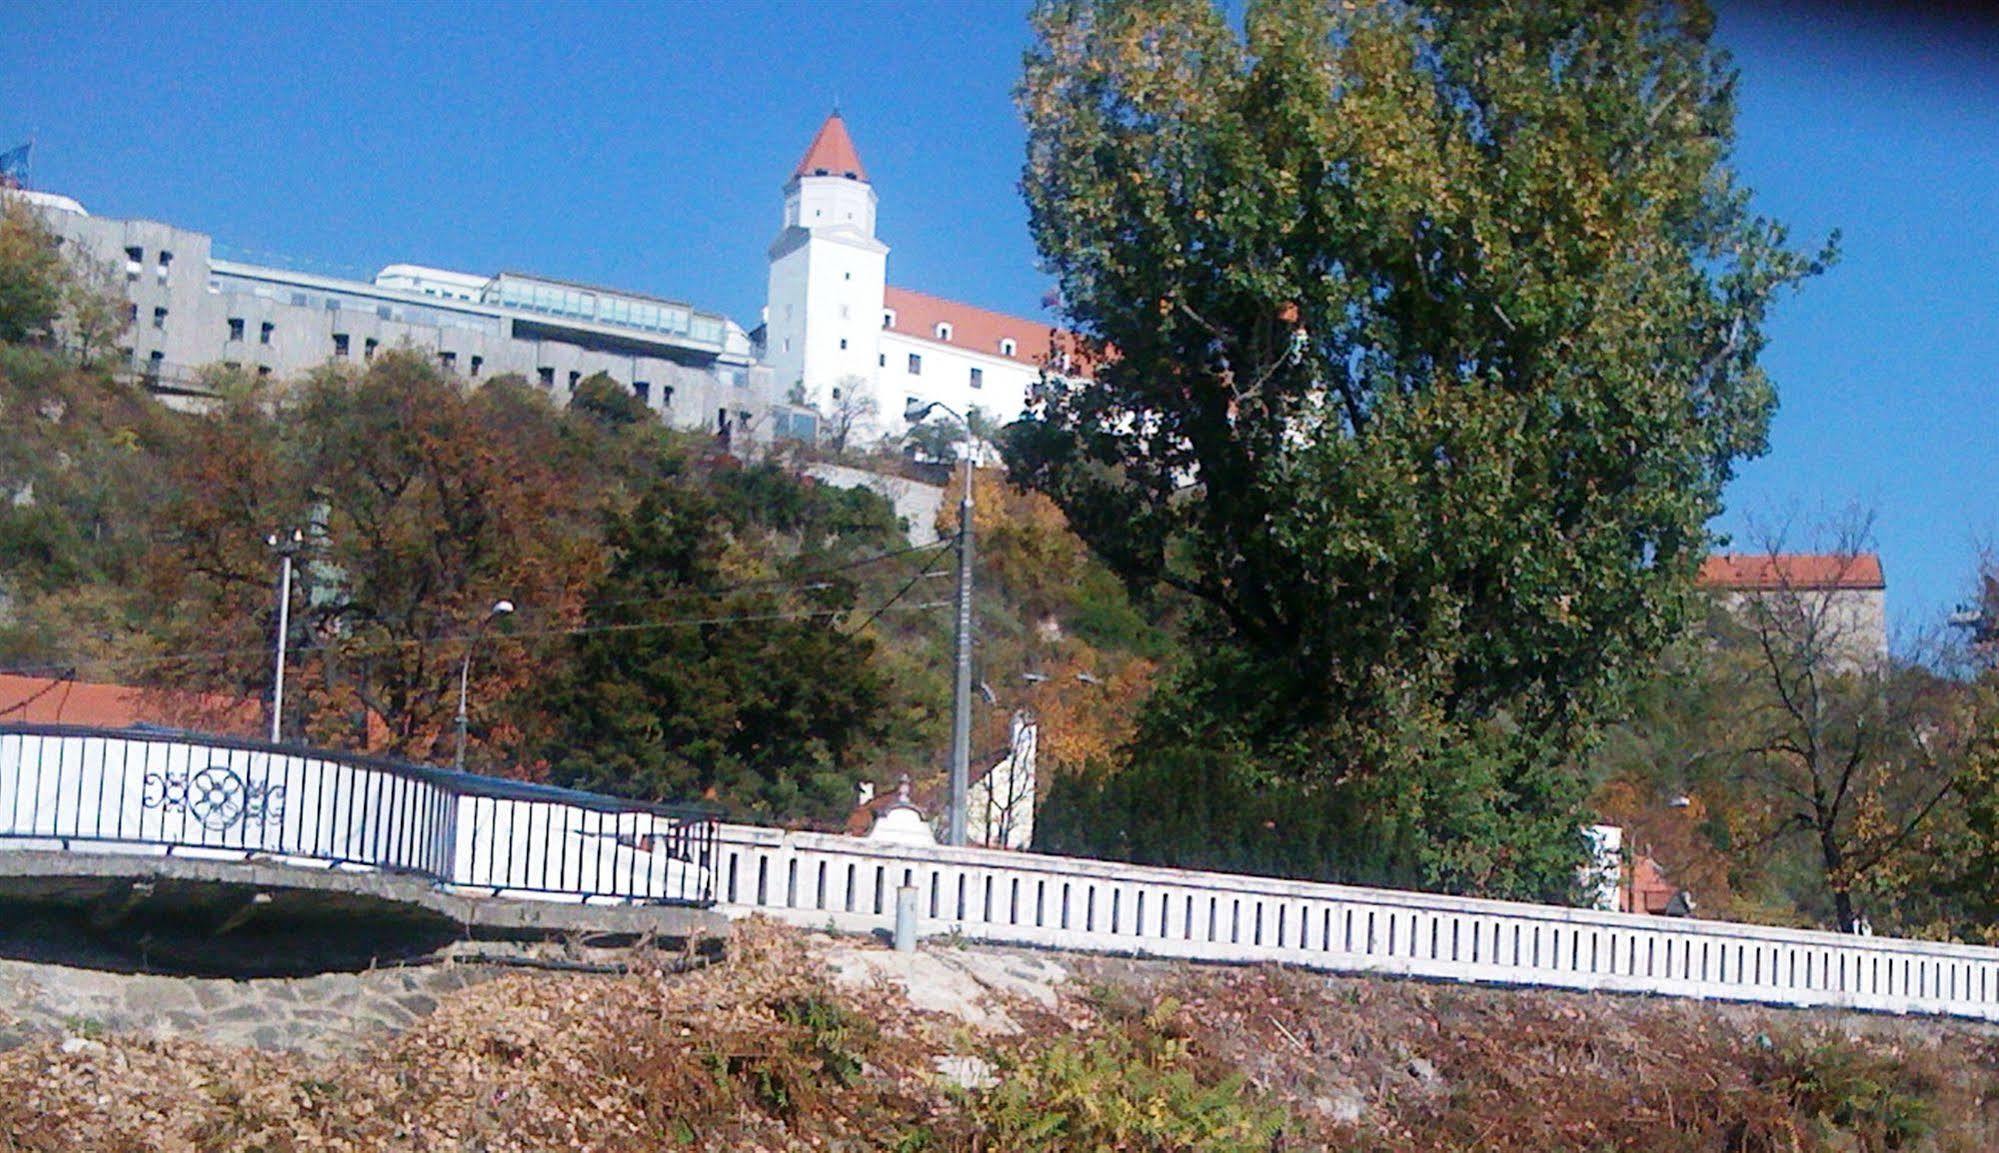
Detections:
[0, 673, 260, 737]
[1697, 553, 1886, 592]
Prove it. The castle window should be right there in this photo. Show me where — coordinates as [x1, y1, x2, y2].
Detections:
[227, 317, 245, 342]
[907, 353, 922, 375]
[439, 351, 457, 371]
[537, 367, 554, 387]
[934, 322, 953, 342]
[879, 354, 886, 367]
[156, 250, 173, 283]
[839, 338, 848, 350]
[999, 338, 1017, 357]
[634, 380, 651, 404]
[969, 367, 983, 389]
[333, 333, 350, 357]
[124, 246, 143, 279]
[260, 321, 274, 345]
[364, 337, 378, 360]
[569, 370, 582, 389]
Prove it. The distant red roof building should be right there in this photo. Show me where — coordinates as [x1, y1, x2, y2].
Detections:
[793, 112, 868, 182]
[1698, 553, 1885, 592]
[0, 673, 260, 737]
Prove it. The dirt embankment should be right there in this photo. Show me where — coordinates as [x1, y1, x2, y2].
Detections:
[3, 919, 1997, 1151]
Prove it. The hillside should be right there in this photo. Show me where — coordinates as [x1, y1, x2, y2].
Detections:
[3, 920, 1996, 1152]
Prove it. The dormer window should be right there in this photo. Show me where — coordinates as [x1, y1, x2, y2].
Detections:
[882, 309, 897, 329]
[934, 322, 954, 342]
[999, 338, 1017, 357]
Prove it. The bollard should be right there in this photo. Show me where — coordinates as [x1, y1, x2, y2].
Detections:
[894, 885, 919, 952]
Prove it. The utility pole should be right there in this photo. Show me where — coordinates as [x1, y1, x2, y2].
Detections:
[906, 398, 975, 847]
[948, 433, 974, 847]
[266, 528, 303, 744]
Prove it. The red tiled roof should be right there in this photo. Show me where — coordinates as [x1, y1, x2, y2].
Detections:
[0, 673, 261, 736]
[793, 113, 867, 182]
[882, 286, 1092, 375]
[1698, 553, 1885, 592]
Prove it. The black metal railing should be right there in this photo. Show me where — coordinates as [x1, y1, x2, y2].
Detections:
[0, 724, 716, 907]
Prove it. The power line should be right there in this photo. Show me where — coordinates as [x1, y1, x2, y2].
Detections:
[53, 596, 955, 682]
[23, 537, 954, 682]
[848, 544, 957, 635]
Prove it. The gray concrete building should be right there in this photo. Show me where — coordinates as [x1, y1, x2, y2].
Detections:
[13, 189, 786, 441]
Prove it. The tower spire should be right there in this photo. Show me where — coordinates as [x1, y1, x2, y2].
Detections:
[793, 111, 867, 182]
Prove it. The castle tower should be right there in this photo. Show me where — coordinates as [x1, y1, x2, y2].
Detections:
[765, 112, 889, 426]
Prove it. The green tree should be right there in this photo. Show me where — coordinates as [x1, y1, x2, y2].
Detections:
[1014, 0, 1830, 897]
[0, 199, 69, 346]
[540, 475, 893, 822]
[568, 370, 653, 429]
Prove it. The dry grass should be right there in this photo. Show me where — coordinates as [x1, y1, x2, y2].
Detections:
[5, 922, 1999, 1152]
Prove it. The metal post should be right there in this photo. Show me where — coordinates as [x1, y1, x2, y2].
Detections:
[948, 442, 974, 847]
[895, 884, 919, 952]
[453, 650, 473, 772]
[267, 530, 300, 744]
[455, 599, 513, 771]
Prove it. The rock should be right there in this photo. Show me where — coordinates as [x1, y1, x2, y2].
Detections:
[1407, 1056, 1440, 1084]
[932, 1054, 997, 1090]
[1312, 1085, 1368, 1126]
[60, 1036, 105, 1056]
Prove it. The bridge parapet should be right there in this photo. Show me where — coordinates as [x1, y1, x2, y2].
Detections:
[711, 823, 1999, 1022]
[0, 725, 715, 908]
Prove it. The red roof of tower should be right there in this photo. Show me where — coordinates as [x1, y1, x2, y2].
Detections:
[793, 113, 867, 182]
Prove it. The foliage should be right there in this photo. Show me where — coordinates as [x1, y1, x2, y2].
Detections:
[970, 996, 1286, 1152]
[568, 369, 654, 429]
[145, 353, 604, 761]
[1755, 1037, 1937, 1151]
[0, 199, 66, 346]
[540, 468, 900, 822]
[1014, 0, 1831, 897]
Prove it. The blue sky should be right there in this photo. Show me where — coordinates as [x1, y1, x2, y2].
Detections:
[2, 1, 1992, 641]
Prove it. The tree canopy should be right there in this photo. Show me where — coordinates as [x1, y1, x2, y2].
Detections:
[1014, 0, 1831, 897]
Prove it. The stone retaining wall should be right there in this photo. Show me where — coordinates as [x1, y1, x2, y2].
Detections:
[0, 956, 500, 1056]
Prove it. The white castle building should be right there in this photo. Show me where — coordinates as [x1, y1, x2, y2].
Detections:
[11, 112, 1077, 451]
[760, 112, 1079, 442]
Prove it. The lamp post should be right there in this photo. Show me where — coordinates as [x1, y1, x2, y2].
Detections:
[906, 398, 974, 846]
[266, 528, 303, 744]
[454, 599, 514, 771]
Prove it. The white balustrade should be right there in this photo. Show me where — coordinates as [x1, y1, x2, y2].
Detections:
[712, 822, 1999, 1022]
[8, 726, 1998, 1021]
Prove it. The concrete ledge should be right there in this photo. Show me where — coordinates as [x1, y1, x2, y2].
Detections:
[0, 850, 726, 976]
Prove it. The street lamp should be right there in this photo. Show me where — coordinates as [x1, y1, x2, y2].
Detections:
[454, 599, 514, 771]
[266, 528, 304, 744]
[906, 397, 975, 847]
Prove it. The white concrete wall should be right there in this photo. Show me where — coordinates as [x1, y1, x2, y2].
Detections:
[878, 331, 1040, 435]
[765, 221, 887, 418]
